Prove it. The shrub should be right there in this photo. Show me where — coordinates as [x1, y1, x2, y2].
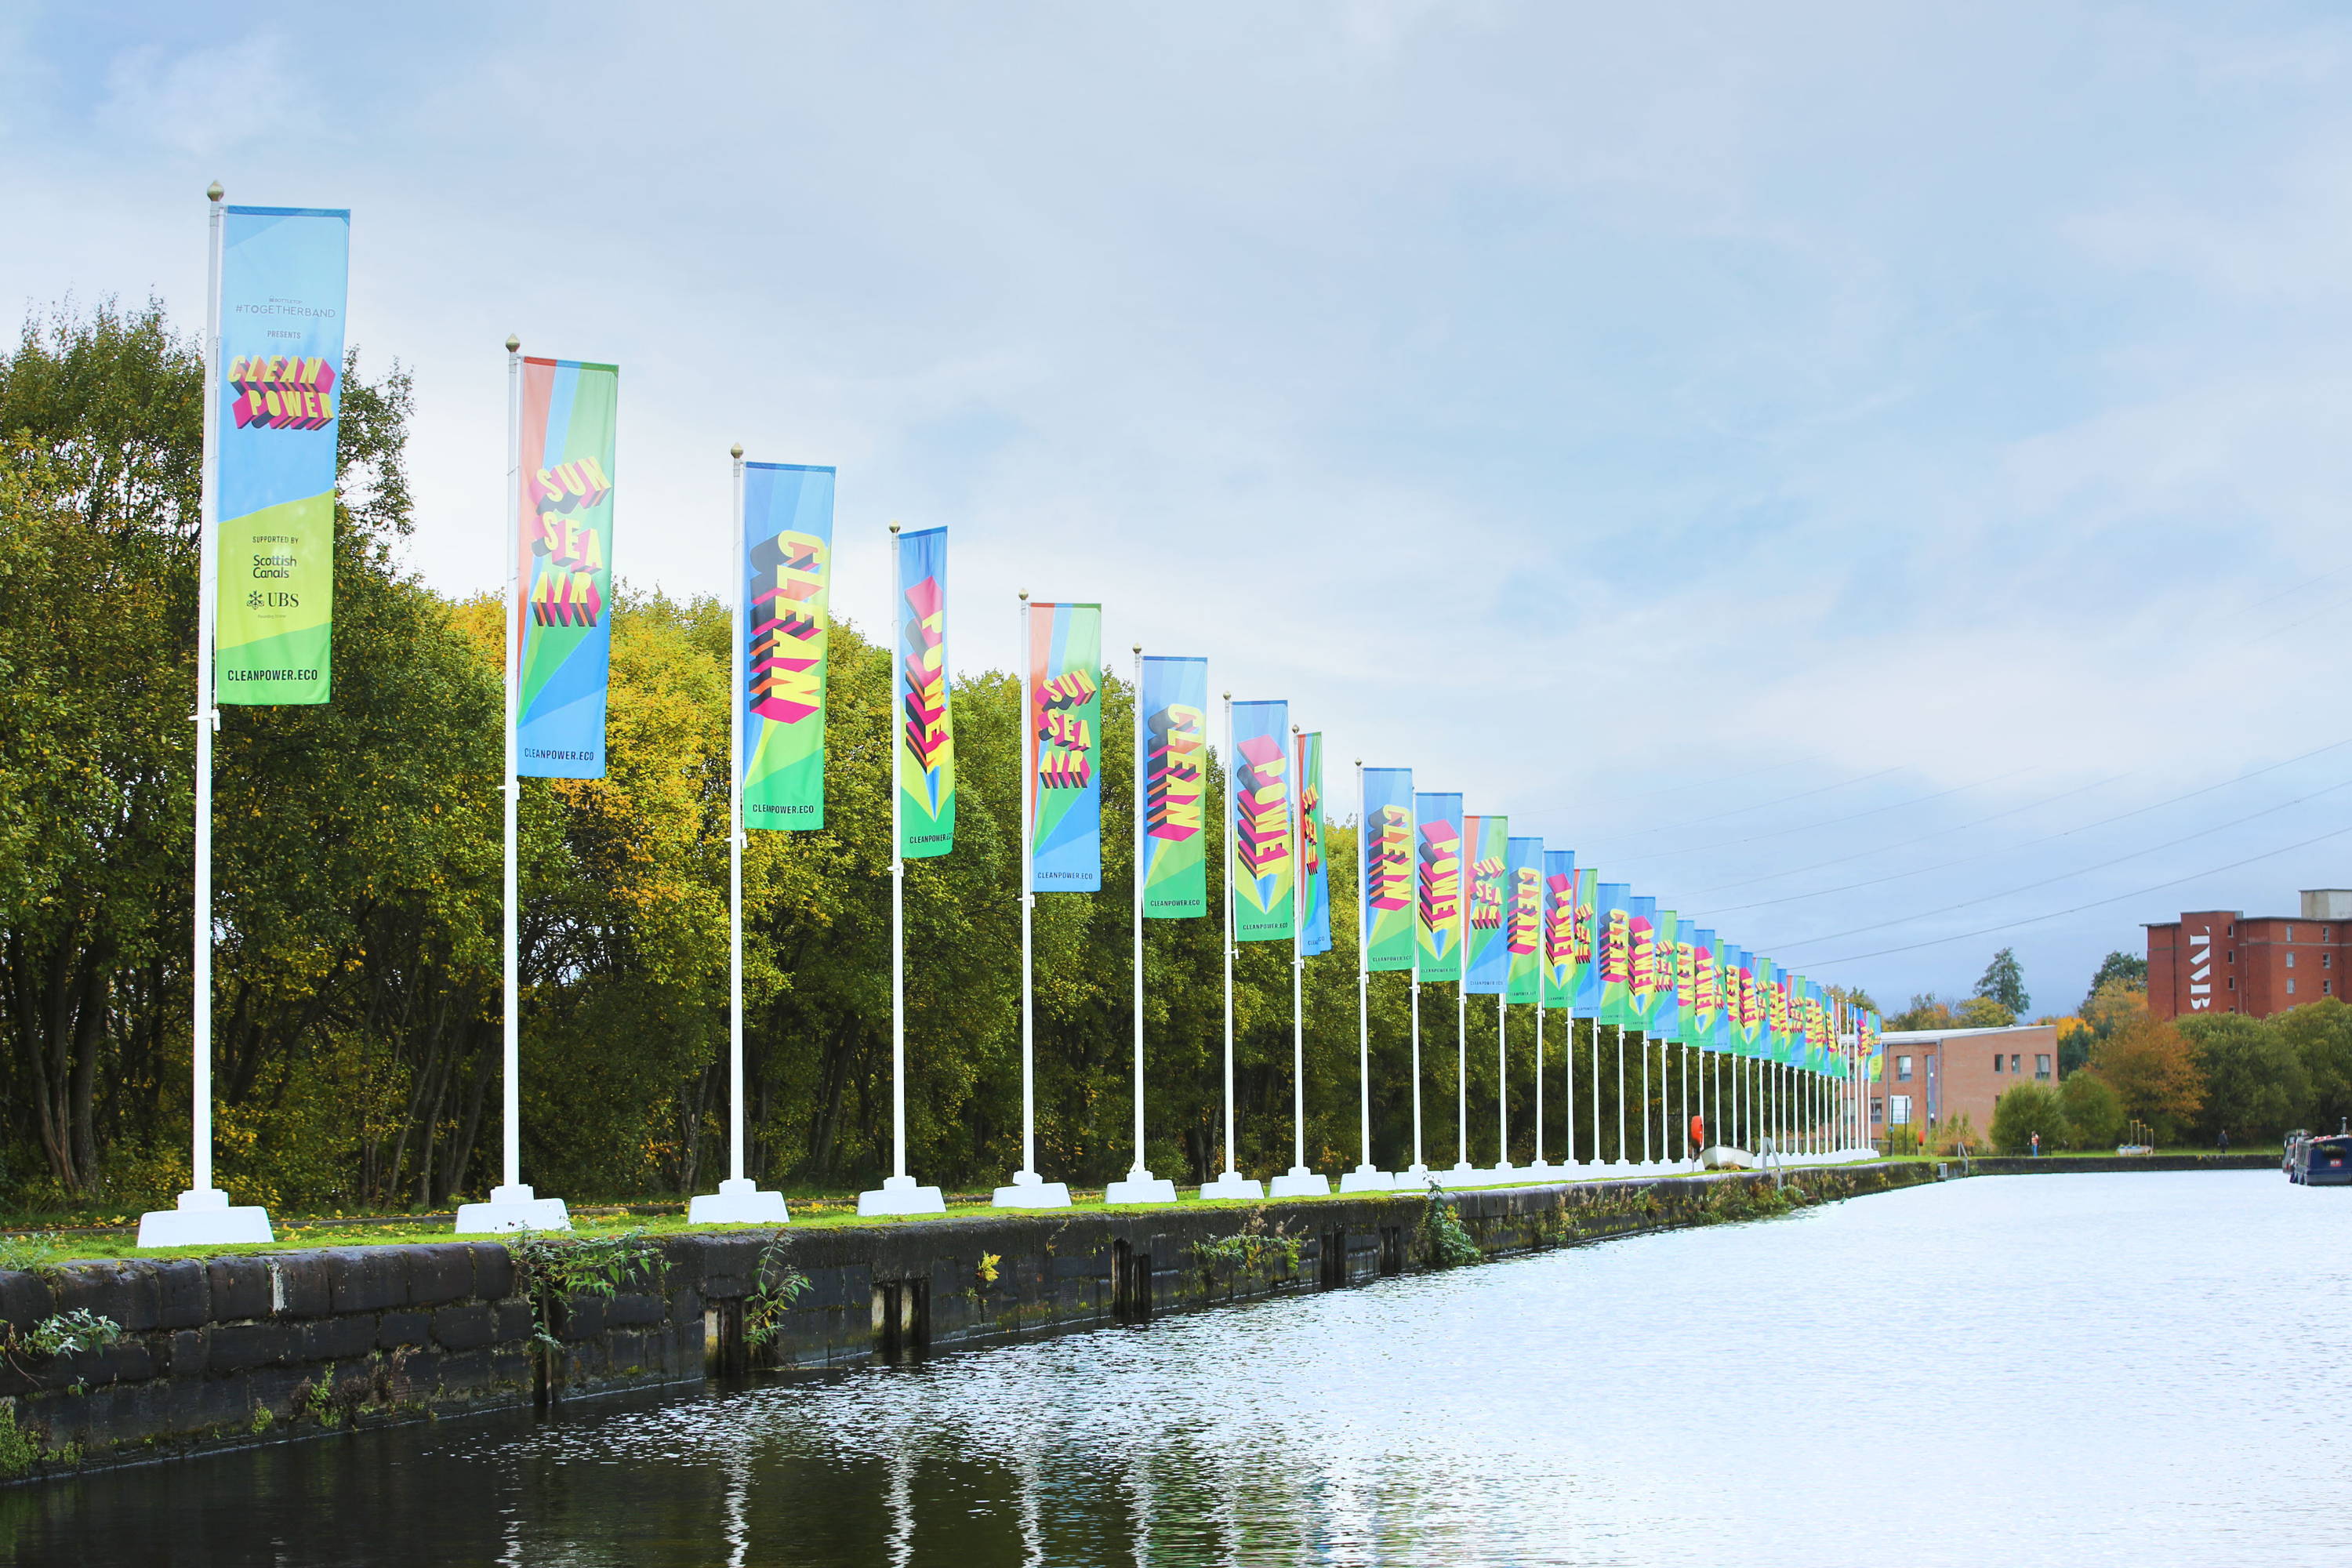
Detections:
[2057, 1071, 2123, 1150]
[1991, 1083, 2067, 1154]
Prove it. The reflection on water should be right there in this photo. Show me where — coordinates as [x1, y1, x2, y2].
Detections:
[5, 1172, 2344, 1566]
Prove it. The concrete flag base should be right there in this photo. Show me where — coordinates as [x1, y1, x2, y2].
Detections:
[688, 1178, 791, 1225]
[858, 1174, 946, 1216]
[1268, 1167, 1330, 1198]
[1104, 1169, 1179, 1205]
[136, 1189, 274, 1250]
[1338, 1165, 1392, 1192]
[1196, 1171, 1264, 1200]
[991, 1171, 1072, 1210]
[454, 1185, 572, 1235]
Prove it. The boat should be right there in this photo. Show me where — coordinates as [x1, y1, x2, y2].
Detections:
[2289, 1124, 2352, 1185]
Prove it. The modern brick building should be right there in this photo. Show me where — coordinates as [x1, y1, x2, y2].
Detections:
[2145, 889, 2352, 1021]
[1871, 1022, 2060, 1145]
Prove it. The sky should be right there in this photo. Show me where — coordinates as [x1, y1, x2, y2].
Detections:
[8, 1, 2352, 1015]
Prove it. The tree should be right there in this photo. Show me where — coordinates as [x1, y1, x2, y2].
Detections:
[1990, 1081, 2064, 1153]
[1974, 948, 2028, 1015]
[1955, 995, 2014, 1029]
[2176, 1013, 2307, 1145]
[2056, 1070, 2122, 1150]
[2272, 999, 2352, 1137]
[2087, 1016, 2204, 1142]
[1889, 993, 1956, 1031]
[2085, 950, 2147, 1003]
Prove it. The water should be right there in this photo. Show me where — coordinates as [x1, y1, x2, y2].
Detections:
[5, 1171, 2343, 1566]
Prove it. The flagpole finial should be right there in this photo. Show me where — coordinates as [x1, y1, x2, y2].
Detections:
[1221, 690, 1231, 700]
[206, 182, 223, 202]
[730, 443, 743, 459]
[888, 522, 902, 535]
[1354, 757, 1363, 766]
[505, 335, 520, 354]
[1018, 590, 1029, 601]
[1131, 643, 1141, 654]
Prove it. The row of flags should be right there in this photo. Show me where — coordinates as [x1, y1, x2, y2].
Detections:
[205, 205, 1885, 1082]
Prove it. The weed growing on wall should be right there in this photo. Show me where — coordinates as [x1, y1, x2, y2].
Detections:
[1419, 1186, 1481, 1268]
[506, 1229, 666, 1353]
[742, 1232, 811, 1353]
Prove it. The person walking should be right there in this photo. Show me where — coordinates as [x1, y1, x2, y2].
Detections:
[2217, 1127, 2230, 1154]
[2030, 1131, 2041, 1159]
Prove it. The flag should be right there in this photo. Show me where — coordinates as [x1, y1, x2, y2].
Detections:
[1414, 792, 1465, 982]
[1140, 656, 1209, 916]
[1230, 700, 1294, 942]
[1595, 882, 1632, 1025]
[1627, 896, 1661, 1025]
[1464, 813, 1509, 996]
[1692, 928, 1719, 1051]
[1361, 768, 1415, 971]
[216, 205, 350, 706]
[1295, 731, 1330, 956]
[1029, 602, 1102, 890]
[1540, 852, 1578, 1011]
[1650, 907, 1682, 1040]
[1504, 837, 1542, 1005]
[516, 358, 619, 778]
[741, 463, 833, 828]
[895, 526, 954, 857]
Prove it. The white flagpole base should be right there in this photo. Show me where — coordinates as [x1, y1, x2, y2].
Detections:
[1479, 1163, 1523, 1185]
[1338, 1165, 1392, 1193]
[688, 1178, 790, 1225]
[1447, 1160, 1479, 1183]
[1395, 1163, 1442, 1190]
[1196, 1171, 1265, 1200]
[991, 1170, 1072, 1209]
[136, 1189, 274, 1249]
[858, 1174, 946, 1216]
[1523, 1158, 1555, 1178]
[1104, 1169, 1179, 1205]
[454, 1184, 572, 1235]
[1268, 1167, 1330, 1198]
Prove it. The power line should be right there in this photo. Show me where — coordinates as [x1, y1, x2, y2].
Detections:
[1691, 772, 2127, 897]
[1765, 773, 2352, 954]
[1611, 767, 2034, 868]
[1804, 822, 2352, 967]
[1587, 767, 1900, 848]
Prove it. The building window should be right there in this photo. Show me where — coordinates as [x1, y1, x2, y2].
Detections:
[2327, 980, 2333, 996]
[2287, 978, 2297, 996]
[2009, 1054, 2021, 1073]
[1889, 1094, 1912, 1125]
[2227, 949, 2235, 961]
[1993, 1054, 2004, 1073]
[2288, 952, 2296, 969]
[1896, 1055, 1913, 1082]
[2227, 924, 2234, 936]
[2229, 977, 2236, 989]
[2325, 953, 2332, 969]
[1871, 1098, 1884, 1123]
[2035, 1054, 2052, 1080]
[2287, 925, 2296, 942]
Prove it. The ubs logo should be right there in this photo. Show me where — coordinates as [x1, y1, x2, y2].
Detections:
[245, 591, 301, 610]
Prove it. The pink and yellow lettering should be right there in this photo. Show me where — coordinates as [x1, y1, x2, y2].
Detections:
[1628, 917, 1657, 996]
[1417, 822, 1460, 930]
[1601, 907, 1631, 985]
[227, 354, 339, 430]
[1469, 856, 1505, 931]
[1033, 669, 1098, 791]
[748, 531, 826, 724]
[901, 576, 950, 771]
[1369, 805, 1412, 911]
[1543, 873, 1576, 966]
[1234, 735, 1290, 876]
[1146, 704, 1205, 840]
[1507, 866, 1541, 955]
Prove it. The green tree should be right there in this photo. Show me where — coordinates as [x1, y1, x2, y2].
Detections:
[1889, 993, 1956, 1031]
[2176, 1012, 2307, 1145]
[2088, 1015, 2204, 1144]
[1990, 1081, 2064, 1153]
[2056, 1070, 2122, 1150]
[2272, 999, 2352, 1137]
[1974, 947, 2028, 1015]
[2085, 950, 2147, 1001]
[1955, 995, 2014, 1029]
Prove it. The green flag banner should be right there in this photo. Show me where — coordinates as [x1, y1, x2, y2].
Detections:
[216, 205, 349, 705]
[742, 463, 832, 826]
[1140, 655, 1208, 916]
[895, 527, 954, 858]
[1361, 768, 1415, 971]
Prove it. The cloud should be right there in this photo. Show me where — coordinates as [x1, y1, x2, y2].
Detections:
[95, 31, 317, 159]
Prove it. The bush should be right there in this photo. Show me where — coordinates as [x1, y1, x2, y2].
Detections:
[1991, 1083, 2066, 1154]
[2177, 1013, 2307, 1144]
[2057, 1072, 2123, 1150]
[2088, 1016, 2204, 1142]
[2273, 1000, 2352, 1136]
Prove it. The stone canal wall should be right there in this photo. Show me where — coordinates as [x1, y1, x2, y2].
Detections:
[1, 1162, 1931, 1481]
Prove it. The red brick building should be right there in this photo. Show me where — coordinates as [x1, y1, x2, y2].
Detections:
[2145, 890, 2352, 1020]
[1871, 1023, 2060, 1144]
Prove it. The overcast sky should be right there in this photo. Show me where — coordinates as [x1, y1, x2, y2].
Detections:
[9, 2, 2352, 1014]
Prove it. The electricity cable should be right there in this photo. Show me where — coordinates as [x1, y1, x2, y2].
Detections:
[1804, 822, 2352, 968]
[1765, 772, 2352, 954]
[1609, 767, 2034, 868]
[1586, 767, 1899, 848]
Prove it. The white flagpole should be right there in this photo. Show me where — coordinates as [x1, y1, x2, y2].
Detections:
[859, 524, 943, 1214]
[1271, 728, 1327, 1196]
[689, 448, 785, 1224]
[1201, 693, 1258, 1199]
[1614, 1021, 1627, 1167]
[454, 336, 568, 1232]
[1533, 993, 1545, 1173]
[1640, 1022, 1652, 1167]
[1454, 821, 1471, 1178]
[1341, 760, 1384, 1192]
[995, 597, 1066, 1209]
[1494, 989, 1509, 1177]
[140, 184, 277, 1248]
[1108, 649, 1172, 1204]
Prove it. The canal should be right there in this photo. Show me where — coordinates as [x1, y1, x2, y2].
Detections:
[3, 1170, 2338, 1565]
